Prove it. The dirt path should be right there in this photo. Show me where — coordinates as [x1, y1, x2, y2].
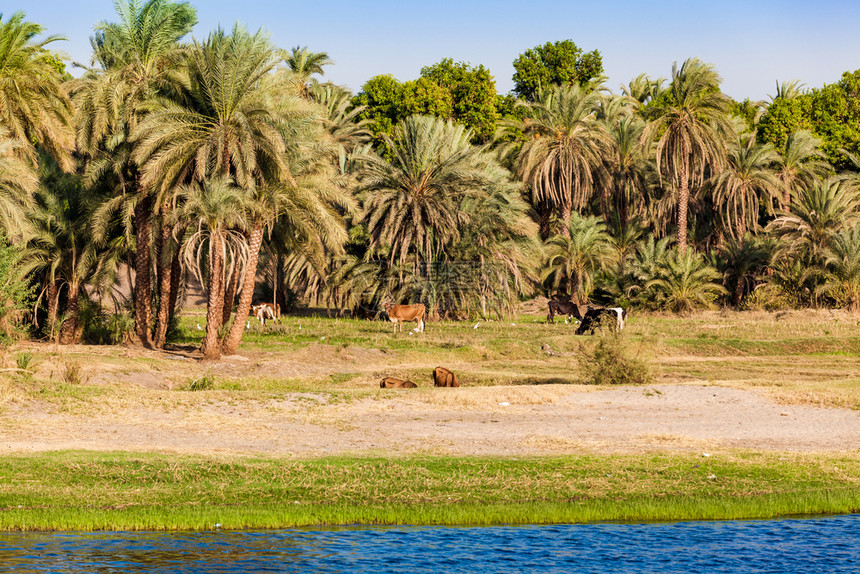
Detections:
[3, 384, 858, 457]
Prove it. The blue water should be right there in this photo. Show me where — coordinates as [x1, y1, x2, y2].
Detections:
[0, 515, 858, 573]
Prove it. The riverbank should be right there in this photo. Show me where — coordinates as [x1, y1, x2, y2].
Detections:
[1, 451, 858, 531]
[0, 309, 858, 529]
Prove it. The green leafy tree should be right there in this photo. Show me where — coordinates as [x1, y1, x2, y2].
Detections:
[420, 58, 499, 141]
[512, 39, 603, 101]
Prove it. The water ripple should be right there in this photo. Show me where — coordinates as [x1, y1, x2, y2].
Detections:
[0, 515, 858, 573]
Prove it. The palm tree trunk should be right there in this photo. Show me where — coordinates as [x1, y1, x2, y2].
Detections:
[221, 220, 265, 355]
[201, 232, 225, 360]
[677, 167, 690, 254]
[133, 194, 153, 348]
[46, 280, 59, 338]
[60, 282, 80, 344]
[734, 274, 745, 307]
[222, 260, 240, 325]
[153, 205, 174, 349]
[538, 198, 551, 240]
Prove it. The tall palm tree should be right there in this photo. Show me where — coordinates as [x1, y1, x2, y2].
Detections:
[0, 11, 74, 171]
[644, 58, 733, 253]
[710, 131, 780, 240]
[516, 84, 608, 233]
[599, 113, 652, 227]
[133, 25, 346, 355]
[174, 177, 250, 359]
[772, 130, 829, 212]
[361, 115, 492, 270]
[541, 213, 613, 303]
[73, 0, 197, 348]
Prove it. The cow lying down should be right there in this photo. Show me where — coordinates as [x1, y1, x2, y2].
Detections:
[433, 366, 459, 387]
[575, 307, 627, 335]
[380, 377, 417, 389]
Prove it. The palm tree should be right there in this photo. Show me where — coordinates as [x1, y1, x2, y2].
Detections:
[645, 250, 726, 313]
[516, 84, 608, 233]
[283, 46, 332, 77]
[769, 79, 806, 102]
[818, 224, 860, 312]
[710, 131, 780, 240]
[361, 115, 491, 271]
[0, 130, 38, 237]
[23, 179, 97, 343]
[541, 213, 613, 303]
[767, 178, 860, 265]
[772, 130, 829, 212]
[644, 58, 733, 253]
[621, 73, 665, 110]
[718, 234, 772, 306]
[73, 0, 197, 348]
[0, 11, 74, 171]
[599, 113, 652, 228]
[174, 177, 250, 359]
[133, 25, 347, 355]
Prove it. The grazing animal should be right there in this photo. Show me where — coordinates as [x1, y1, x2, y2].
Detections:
[380, 377, 417, 389]
[384, 303, 426, 333]
[575, 307, 627, 335]
[433, 366, 459, 387]
[547, 299, 589, 323]
[250, 303, 281, 326]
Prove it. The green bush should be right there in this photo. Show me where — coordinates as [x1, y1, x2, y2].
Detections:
[0, 235, 34, 344]
[577, 329, 652, 385]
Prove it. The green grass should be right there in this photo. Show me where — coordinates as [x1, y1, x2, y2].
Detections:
[0, 451, 858, 531]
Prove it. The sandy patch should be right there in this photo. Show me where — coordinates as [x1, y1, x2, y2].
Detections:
[2, 384, 857, 457]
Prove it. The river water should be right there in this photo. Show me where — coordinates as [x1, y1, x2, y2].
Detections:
[0, 514, 857, 573]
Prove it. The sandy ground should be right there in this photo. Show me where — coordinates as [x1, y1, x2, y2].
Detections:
[2, 379, 858, 457]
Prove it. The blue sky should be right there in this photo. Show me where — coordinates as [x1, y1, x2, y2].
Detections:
[10, 0, 860, 101]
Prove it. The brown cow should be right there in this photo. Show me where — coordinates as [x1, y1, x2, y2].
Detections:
[547, 299, 588, 323]
[432, 366, 459, 387]
[384, 303, 426, 333]
[250, 303, 281, 326]
[380, 377, 418, 388]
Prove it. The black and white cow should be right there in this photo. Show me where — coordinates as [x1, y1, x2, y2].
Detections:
[575, 307, 627, 335]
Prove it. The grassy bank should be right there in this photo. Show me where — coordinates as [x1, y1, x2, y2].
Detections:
[1, 451, 858, 531]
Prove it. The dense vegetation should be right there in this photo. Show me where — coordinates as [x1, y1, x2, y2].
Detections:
[2, 2, 860, 358]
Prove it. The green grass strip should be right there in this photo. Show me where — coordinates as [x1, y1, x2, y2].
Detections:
[1, 451, 858, 531]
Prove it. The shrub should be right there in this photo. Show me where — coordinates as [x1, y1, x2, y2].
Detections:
[577, 329, 652, 385]
[182, 375, 216, 391]
[60, 360, 85, 385]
